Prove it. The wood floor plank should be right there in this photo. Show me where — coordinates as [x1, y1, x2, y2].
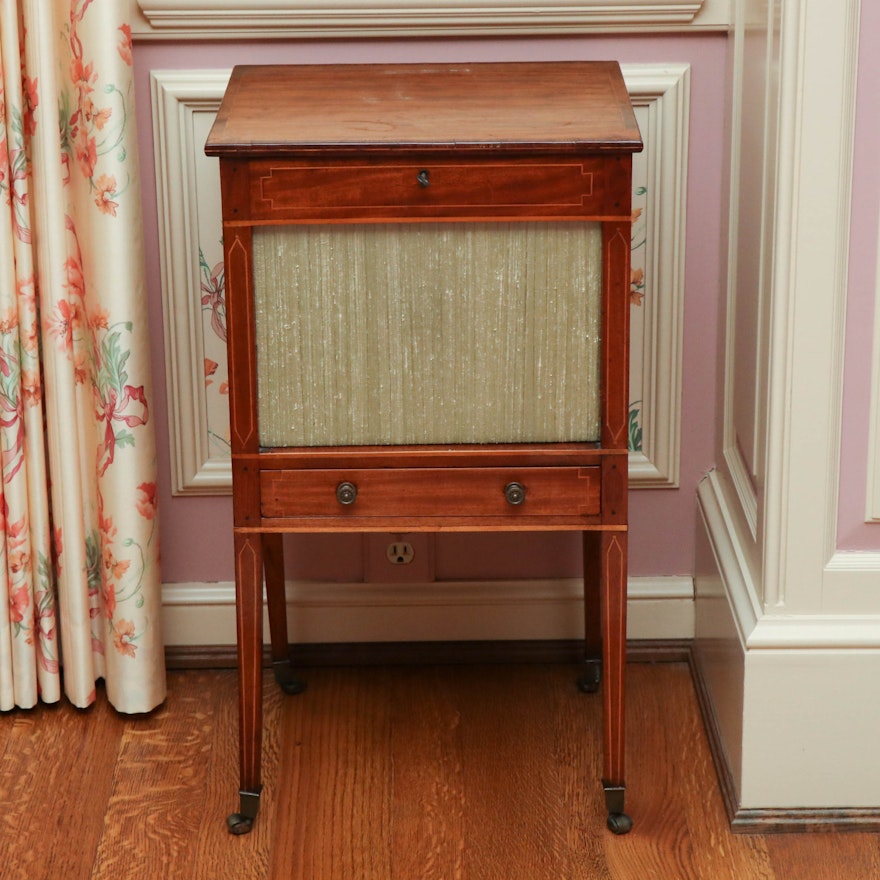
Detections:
[765, 830, 880, 880]
[0, 694, 126, 880]
[454, 665, 571, 880]
[90, 670, 221, 879]
[389, 666, 467, 880]
[270, 667, 394, 880]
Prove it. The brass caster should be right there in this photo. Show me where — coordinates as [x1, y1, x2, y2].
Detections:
[227, 813, 254, 835]
[227, 788, 261, 834]
[607, 812, 633, 835]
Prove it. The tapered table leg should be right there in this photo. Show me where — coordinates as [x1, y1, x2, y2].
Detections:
[227, 532, 265, 835]
[262, 533, 306, 695]
[600, 530, 632, 834]
[579, 531, 603, 694]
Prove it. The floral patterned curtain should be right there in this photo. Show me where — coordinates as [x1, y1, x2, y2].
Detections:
[0, 0, 164, 713]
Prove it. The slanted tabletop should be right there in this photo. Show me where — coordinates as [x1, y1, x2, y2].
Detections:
[205, 61, 642, 158]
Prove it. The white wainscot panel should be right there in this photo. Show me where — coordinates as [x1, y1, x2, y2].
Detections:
[151, 64, 689, 494]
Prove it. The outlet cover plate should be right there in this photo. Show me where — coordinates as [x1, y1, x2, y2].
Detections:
[364, 533, 436, 584]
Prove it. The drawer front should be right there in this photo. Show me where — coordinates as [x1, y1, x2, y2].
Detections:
[237, 157, 631, 222]
[260, 467, 601, 520]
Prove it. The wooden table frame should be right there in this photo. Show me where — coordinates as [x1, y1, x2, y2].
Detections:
[206, 61, 642, 837]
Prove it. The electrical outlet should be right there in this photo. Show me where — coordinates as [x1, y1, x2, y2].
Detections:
[363, 534, 435, 583]
[386, 542, 415, 565]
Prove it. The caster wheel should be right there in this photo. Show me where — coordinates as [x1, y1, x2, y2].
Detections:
[227, 813, 254, 835]
[577, 661, 601, 694]
[606, 812, 633, 835]
[273, 661, 307, 696]
[280, 679, 307, 696]
[577, 673, 600, 694]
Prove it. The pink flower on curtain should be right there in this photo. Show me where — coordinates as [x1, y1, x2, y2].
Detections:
[136, 481, 157, 520]
[89, 304, 109, 330]
[73, 128, 97, 178]
[97, 508, 124, 620]
[117, 24, 133, 65]
[61, 4, 125, 204]
[93, 173, 118, 216]
[113, 619, 137, 658]
[5, 512, 30, 613]
[47, 298, 79, 350]
[9, 584, 30, 625]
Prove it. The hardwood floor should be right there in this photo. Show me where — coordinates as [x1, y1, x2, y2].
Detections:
[1, 661, 878, 879]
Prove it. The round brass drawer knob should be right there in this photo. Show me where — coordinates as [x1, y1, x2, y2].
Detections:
[336, 481, 358, 505]
[504, 482, 526, 506]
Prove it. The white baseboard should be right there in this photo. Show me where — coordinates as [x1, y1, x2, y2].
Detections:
[697, 469, 880, 810]
[161, 576, 694, 647]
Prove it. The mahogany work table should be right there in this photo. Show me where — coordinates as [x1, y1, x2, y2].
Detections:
[205, 61, 642, 836]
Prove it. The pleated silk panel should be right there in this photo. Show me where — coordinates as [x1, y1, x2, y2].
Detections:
[252, 222, 602, 447]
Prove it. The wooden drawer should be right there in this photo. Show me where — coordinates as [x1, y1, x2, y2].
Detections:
[260, 466, 601, 519]
[229, 156, 631, 222]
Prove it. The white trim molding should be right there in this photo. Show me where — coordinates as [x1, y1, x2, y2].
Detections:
[700, 471, 880, 650]
[696, 469, 762, 648]
[132, 0, 730, 39]
[150, 64, 689, 494]
[151, 70, 233, 495]
[161, 576, 695, 647]
[624, 63, 689, 488]
[697, 468, 880, 812]
[866, 212, 880, 521]
[759, 0, 861, 611]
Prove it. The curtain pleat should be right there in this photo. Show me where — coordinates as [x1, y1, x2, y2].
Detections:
[0, 0, 164, 713]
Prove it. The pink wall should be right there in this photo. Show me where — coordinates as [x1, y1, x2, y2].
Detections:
[837, 1, 880, 551]
[132, 34, 728, 583]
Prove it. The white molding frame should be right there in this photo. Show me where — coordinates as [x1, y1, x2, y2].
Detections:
[161, 576, 695, 647]
[762, 0, 862, 612]
[699, 471, 880, 651]
[719, 0, 768, 542]
[866, 213, 880, 522]
[623, 63, 689, 488]
[717, 0, 870, 610]
[132, 0, 730, 39]
[151, 70, 233, 495]
[696, 470, 761, 648]
[151, 65, 688, 494]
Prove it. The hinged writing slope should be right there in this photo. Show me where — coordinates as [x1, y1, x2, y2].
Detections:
[205, 61, 642, 837]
